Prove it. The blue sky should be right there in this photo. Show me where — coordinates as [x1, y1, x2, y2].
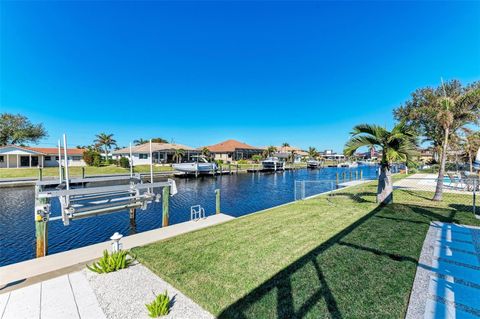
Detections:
[1, 1, 479, 151]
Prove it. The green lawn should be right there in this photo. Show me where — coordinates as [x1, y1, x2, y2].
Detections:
[133, 181, 479, 318]
[0, 165, 173, 179]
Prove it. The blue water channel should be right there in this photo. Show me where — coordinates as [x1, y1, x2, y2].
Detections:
[0, 166, 378, 266]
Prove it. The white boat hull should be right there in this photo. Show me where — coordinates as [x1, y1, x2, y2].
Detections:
[262, 158, 284, 170]
[172, 163, 216, 173]
[307, 160, 320, 168]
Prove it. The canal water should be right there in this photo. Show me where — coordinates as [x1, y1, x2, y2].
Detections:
[0, 166, 378, 266]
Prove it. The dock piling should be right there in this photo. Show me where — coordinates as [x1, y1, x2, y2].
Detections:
[360, 170, 363, 180]
[35, 185, 49, 258]
[215, 189, 220, 214]
[162, 186, 170, 227]
[129, 208, 136, 223]
[82, 167, 85, 179]
[336, 173, 339, 188]
[355, 171, 358, 180]
[38, 168, 43, 181]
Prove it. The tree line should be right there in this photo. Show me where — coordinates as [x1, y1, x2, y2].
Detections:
[344, 79, 479, 204]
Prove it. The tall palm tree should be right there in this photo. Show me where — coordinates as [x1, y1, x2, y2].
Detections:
[288, 150, 297, 164]
[201, 147, 211, 157]
[94, 133, 117, 161]
[432, 87, 479, 201]
[173, 149, 185, 163]
[395, 80, 480, 201]
[460, 128, 480, 172]
[133, 138, 148, 146]
[344, 122, 417, 204]
[308, 147, 318, 159]
[263, 146, 277, 158]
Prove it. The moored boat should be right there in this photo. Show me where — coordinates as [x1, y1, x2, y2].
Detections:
[262, 157, 285, 171]
[307, 159, 321, 168]
[172, 156, 216, 174]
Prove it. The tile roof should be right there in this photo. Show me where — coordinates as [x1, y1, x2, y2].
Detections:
[113, 142, 196, 154]
[203, 139, 261, 153]
[0, 145, 85, 155]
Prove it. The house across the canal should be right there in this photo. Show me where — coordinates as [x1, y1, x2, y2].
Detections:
[0, 145, 86, 168]
[113, 142, 199, 165]
[203, 139, 263, 162]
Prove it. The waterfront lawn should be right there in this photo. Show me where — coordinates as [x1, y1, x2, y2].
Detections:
[134, 182, 479, 318]
[0, 165, 173, 179]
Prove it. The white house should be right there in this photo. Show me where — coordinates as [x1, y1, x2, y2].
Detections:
[0, 145, 86, 168]
[113, 142, 199, 165]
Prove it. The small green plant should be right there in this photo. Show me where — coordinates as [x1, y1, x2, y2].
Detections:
[146, 291, 171, 317]
[86, 250, 135, 273]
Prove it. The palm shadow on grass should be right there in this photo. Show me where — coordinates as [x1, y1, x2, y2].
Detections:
[218, 205, 384, 319]
[218, 201, 474, 319]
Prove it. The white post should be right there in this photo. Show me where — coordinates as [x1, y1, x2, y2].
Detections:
[58, 140, 62, 183]
[129, 142, 133, 178]
[149, 139, 154, 187]
[6, 154, 9, 168]
[16, 154, 19, 168]
[63, 134, 70, 192]
[29, 154, 32, 168]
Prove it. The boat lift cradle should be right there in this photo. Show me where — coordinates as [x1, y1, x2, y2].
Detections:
[35, 177, 177, 226]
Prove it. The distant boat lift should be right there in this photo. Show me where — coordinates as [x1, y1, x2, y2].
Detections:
[34, 136, 177, 258]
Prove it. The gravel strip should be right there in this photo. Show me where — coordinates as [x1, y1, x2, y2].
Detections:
[83, 262, 214, 319]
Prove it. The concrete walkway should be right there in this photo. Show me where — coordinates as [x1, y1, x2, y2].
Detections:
[0, 213, 234, 291]
[406, 222, 480, 319]
[0, 271, 105, 319]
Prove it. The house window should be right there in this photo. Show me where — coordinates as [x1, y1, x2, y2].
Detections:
[45, 156, 52, 161]
[72, 156, 82, 161]
[139, 154, 148, 159]
[0, 156, 4, 163]
[55, 156, 59, 160]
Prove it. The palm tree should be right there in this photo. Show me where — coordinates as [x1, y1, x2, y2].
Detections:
[395, 80, 480, 201]
[133, 138, 148, 146]
[94, 133, 117, 161]
[460, 128, 480, 172]
[344, 122, 417, 204]
[432, 87, 479, 200]
[308, 147, 318, 159]
[263, 146, 277, 158]
[201, 147, 211, 157]
[288, 150, 297, 164]
[173, 148, 185, 163]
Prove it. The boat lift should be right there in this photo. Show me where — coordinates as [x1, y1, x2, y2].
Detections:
[34, 136, 177, 258]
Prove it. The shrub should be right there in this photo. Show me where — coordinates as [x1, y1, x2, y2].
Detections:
[86, 250, 135, 274]
[237, 159, 248, 164]
[93, 155, 102, 167]
[251, 155, 262, 163]
[83, 149, 101, 166]
[146, 291, 171, 317]
[119, 157, 130, 168]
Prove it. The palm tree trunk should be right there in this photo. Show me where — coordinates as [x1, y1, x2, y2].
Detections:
[433, 127, 449, 201]
[469, 153, 473, 173]
[377, 163, 393, 204]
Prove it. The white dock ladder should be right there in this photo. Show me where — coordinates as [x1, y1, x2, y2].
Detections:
[190, 205, 206, 221]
